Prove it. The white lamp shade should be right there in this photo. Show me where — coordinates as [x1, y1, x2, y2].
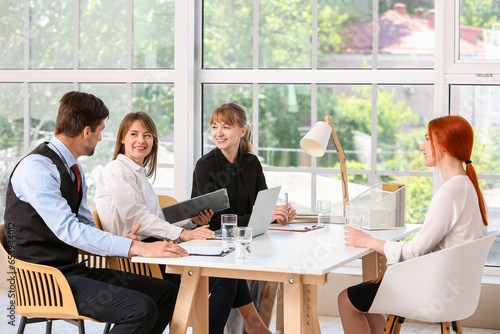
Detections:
[300, 121, 331, 157]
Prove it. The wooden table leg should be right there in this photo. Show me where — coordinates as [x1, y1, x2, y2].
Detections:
[302, 284, 320, 334]
[283, 276, 303, 334]
[190, 275, 209, 334]
[170, 267, 201, 334]
[362, 251, 387, 281]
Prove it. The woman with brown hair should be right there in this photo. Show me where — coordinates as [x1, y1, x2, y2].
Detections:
[95, 112, 214, 245]
[338, 115, 488, 334]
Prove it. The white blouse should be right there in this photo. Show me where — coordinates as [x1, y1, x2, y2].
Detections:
[384, 175, 487, 265]
[95, 154, 195, 241]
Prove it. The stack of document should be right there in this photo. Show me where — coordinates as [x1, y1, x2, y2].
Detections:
[293, 212, 318, 223]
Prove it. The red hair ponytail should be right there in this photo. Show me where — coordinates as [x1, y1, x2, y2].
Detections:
[428, 116, 488, 226]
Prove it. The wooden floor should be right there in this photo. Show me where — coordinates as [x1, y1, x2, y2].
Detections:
[1, 289, 499, 334]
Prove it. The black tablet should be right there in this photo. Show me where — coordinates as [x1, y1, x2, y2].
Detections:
[161, 188, 230, 223]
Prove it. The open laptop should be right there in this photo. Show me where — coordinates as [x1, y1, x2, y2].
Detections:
[213, 186, 281, 239]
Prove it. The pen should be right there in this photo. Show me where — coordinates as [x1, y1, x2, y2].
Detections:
[285, 193, 289, 223]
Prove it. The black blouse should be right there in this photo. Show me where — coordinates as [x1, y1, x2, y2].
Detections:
[191, 148, 267, 230]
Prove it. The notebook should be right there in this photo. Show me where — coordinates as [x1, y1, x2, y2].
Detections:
[213, 186, 281, 239]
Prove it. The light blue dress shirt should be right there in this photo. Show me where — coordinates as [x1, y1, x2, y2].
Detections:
[11, 136, 131, 258]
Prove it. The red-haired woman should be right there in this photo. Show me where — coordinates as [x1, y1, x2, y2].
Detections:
[338, 115, 488, 334]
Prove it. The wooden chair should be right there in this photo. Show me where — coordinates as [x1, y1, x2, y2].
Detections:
[0, 223, 110, 334]
[369, 232, 498, 334]
[91, 210, 163, 279]
[157, 194, 178, 208]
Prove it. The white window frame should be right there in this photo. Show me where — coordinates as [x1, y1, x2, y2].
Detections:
[1, 1, 499, 277]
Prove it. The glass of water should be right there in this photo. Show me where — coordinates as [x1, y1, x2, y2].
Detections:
[221, 214, 237, 247]
[316, 200, 331, 226]
[346, 215, 364, 229]
[234, 227, 252, 260]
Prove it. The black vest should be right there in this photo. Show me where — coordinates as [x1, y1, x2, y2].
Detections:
[3, 142, 82, 267]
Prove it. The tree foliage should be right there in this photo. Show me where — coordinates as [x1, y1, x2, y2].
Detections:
[461, 0, 500, 28]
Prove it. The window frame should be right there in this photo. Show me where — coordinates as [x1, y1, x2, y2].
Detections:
[1, 0, 499, 271]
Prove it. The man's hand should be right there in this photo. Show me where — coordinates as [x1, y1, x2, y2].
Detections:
[179, 225, 215, 241]
[128, 239, 189, 258]
[191, 209, 214, 226]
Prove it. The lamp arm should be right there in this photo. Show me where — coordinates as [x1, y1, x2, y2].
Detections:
[325, 116, 350, 214]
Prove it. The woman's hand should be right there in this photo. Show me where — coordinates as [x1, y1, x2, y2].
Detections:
[344, 226, 372, 248]
[344, 226, 386, 254]
[124, 223, 141, 240]
[272, 204, 297, 225]
[179, 225, 215, 241]
[192, 209, 214, 226]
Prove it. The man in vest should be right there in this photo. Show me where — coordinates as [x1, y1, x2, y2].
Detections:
[4, 91, 188, 333]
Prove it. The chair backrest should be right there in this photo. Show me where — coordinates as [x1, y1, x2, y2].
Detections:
[107, 256, 164, 279]
[78, 249, 108, 269]
[91, 210, 164, 279]
[0, 223, 84, 319]
[91, 209, 104, 230]
[369, 232, 498, 323]
[157, 194, 178, 208]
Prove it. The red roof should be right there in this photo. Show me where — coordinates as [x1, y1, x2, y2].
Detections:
[340, 7, 484, 56]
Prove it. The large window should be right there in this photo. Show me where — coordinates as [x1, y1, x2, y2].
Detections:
[0, 0, 176, 218]
[200, 0, 500, 265]
[1, 0, 500, 265]
[201, 0, 438, 217]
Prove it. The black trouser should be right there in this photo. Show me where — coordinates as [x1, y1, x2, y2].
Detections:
[209, 277, 254, 334]
[61, 262, 178, 334]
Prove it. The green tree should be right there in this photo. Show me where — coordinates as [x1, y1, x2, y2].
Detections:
[133, 0, 175, 68]
[203, 0, 253, 68]
[259, 0, 312, 67]
[461, 0, 500, 28]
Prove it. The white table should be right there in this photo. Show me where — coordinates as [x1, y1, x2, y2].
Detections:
[133, 223, 421, 334]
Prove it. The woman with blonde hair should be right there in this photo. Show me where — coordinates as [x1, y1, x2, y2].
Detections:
[192, 102, 296, 333]
[338, 115, 488, 334]
[192, 102, 294, 230]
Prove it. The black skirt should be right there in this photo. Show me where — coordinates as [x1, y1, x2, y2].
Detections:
[347, 280, 381, 312]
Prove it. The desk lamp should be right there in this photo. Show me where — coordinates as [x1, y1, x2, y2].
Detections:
[300, 115, 349, 215]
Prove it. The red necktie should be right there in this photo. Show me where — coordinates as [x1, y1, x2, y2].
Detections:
[70, 164, 81, 192]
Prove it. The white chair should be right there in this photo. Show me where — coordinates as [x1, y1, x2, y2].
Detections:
[369, 232, 498, 334]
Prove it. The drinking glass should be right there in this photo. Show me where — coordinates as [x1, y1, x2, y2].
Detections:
[345, 215, 364, 229]
[234, 227, 252, 259]
[316, 200, 331, 226]
[221, 214, 237, 247]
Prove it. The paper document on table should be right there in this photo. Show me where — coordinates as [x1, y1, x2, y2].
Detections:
[181, 245, 234, 256]
[268, 224, 324, 232]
